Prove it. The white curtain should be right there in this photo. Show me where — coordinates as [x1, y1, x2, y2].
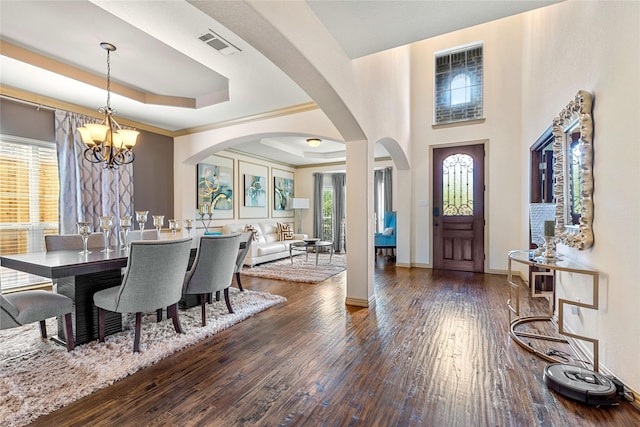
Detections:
[54, 110, 134, 242]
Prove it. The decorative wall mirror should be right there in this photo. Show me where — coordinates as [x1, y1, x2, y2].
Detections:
[552, 90, 594, 249]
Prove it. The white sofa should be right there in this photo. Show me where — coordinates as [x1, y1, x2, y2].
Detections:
[222, 221, 308, 267]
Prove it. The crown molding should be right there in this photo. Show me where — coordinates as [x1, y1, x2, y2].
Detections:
[1, 85, 321, 141]
[1, 85, 173, 136]
[172, 102, 318, 136]
[1, 40, 198, 109]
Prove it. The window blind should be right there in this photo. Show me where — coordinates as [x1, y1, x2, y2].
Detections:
[0, 135, 59, 290]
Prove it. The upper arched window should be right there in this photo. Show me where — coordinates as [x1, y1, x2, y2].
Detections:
[450, 73, 471, 105]
[434, 42, 483, 124]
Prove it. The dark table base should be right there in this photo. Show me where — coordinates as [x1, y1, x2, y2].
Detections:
[55, 270, 123, 346]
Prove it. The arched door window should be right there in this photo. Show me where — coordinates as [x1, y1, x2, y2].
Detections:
[442, 153, 474, 216]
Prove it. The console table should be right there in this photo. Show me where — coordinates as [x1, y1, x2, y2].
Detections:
[507, 250, 600, 371]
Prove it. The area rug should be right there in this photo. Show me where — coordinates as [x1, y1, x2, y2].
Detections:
[241, 253, 346, 283]
[0, 289, 286, 427]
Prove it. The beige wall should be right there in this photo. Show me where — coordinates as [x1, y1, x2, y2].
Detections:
[175, 0, 640, 392]
[409, 14, 524, 271]
[520, 0, 640, 391]
[173, 108, 342, 223]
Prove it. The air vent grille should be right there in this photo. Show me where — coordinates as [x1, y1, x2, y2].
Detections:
[198, 29, 241, 56]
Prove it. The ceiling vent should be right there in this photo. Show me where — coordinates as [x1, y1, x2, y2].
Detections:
[198, 30, 241, 56]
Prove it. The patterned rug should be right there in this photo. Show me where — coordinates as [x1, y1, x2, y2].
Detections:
[241, 253, 346, 283]
[0, 289, 285, 427]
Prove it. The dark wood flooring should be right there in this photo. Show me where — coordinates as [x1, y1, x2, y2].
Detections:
[30, 259, 640, 426]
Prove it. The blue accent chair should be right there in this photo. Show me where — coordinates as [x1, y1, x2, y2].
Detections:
[374, 211, 396, 258]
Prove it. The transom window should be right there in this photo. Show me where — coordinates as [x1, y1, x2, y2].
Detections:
[434, 42, 483, 124]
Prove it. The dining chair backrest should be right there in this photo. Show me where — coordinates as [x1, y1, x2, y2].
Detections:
[184, 233, 241, 295]
[45, 233, 104, 251]
[115, 237, 192, 313]
[125, 229, 158, 244]
[235, 232, 254, 273]
[0, 294, 20, 328]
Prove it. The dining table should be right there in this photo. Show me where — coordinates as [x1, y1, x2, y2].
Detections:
[0, 235, 245, 347]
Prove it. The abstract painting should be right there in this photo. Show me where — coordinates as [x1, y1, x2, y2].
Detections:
[274, 176, 293, 211]
[197, 162, 233, 210]
[244, 174, 266, 207]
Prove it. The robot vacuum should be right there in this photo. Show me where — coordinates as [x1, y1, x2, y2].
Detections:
[543, 364, 620, 406]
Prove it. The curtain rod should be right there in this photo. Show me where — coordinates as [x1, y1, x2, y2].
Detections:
[0, 94, 56, 112]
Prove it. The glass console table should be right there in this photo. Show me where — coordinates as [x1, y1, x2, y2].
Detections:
[507, 250, 600, 371]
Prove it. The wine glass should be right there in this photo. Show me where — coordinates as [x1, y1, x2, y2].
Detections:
[99, 216, 114, 252]
[184, 219, 193, 236]
[77, 221, 93, 255]
[153, 215, 165, 238]
[119, 215, 132, 249]
[168, 219, 179, 237]
[135, 211, 148, 237]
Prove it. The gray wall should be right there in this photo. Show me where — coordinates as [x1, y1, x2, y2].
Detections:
[0, 98, 174, 219]
[132, 128, 174, 218]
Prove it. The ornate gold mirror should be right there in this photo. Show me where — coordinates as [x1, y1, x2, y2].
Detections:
[552, 90, 594, 249]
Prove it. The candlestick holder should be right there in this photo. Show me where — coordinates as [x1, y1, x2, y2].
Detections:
[199, 212, 213, 232]
[198, 203, 214, 232]
[542, 235, 557, 260]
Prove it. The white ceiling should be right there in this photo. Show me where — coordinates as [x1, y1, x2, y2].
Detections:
[0, 0, 558, 166]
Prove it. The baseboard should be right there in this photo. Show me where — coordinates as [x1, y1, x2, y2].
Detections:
[553, 317, 640, 409]
[410, 263, 431, 269]
[398, 264, 509, 275]
[345, 295, 376, 308]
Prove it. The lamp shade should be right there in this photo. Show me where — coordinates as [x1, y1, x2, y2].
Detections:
[117, 129, 140, 148]
[292, 198, 309, 209]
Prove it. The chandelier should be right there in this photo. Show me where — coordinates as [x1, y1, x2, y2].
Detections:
[77, 42, 139, 169]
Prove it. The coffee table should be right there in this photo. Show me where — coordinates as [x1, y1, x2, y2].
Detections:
[290, 240, 333, 266]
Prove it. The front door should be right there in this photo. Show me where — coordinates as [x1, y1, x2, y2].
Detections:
[433, 144, 485, 272]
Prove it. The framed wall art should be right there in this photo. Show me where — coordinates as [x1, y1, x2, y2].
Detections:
[197, 155, 234, 219]
[244, 174, 266, 207]
[239, 161, 268, 219]
[272, 168, 294, 218]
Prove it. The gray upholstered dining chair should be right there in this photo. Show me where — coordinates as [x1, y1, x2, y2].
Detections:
[45, 233, 104, 251]
[233, 231, 255, 292]
[183, 233, 241, 326]
[124, 229, 158, 244]
[93, 237, 192, 353]
[1, 290, 75, 351]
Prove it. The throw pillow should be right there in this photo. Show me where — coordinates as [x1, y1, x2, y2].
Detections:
[382, 227, 394, 236]
[244, 224, 260, 241]
[276, 222, 293, 241]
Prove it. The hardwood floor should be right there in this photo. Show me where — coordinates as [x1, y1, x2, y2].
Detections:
[31, 259, 639, 426]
